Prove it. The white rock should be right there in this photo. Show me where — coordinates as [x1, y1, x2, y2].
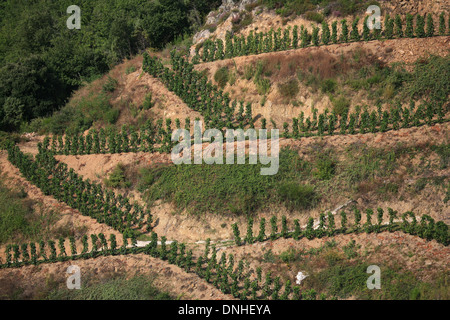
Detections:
[296, 271, 308, 284]
[206, 12, 218, 25]
[239, 0, 259, 12]
[193, 29, 212, 45]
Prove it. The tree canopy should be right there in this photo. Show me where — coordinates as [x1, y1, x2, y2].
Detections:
[0, 0, 221, 131]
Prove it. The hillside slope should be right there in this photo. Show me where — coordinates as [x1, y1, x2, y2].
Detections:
[0, 0, 449, 301]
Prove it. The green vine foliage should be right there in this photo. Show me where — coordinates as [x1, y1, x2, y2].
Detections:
[193, 13, 441, 65]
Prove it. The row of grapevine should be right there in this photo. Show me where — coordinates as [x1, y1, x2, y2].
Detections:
[39, 49, 448, 157]
[190, 237, 325, 300]
[233, 208, 449, 246]
[144, 51, 253, 130]
[194, 12, 450, 64]
[0, 232, 326, 300]
[0, 233, 128, 268]
[31, 36, 449, 163]
[6, 143, 152, 235]
[45, 99, 448, 156]
[45, 121, 175, 155]
[3, 208, 447, 296]
[5, 210, 445, 298]
[278, 101, 448, 138]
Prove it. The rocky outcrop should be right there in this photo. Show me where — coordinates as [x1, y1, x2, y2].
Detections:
[193, 29, 211, 45]
[191, 0, 449, 54]
[193, 0, 261, 45]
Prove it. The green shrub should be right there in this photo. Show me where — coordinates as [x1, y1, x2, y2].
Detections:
[228, 71, 237, 85]
[43, 105, 89, 135]
[314, 264, 369, 298]
[277, 183, 318, 211]
[321, 79, 337, 93]
[431, 144, 450, 169]
[104, 163, 131, 189]
[125, 66, 137, 75]
[314, 157, 336, 180]
[137, 167, 160, 192]
[105, 108, 120, 125]
[278, 78, 299, 99]
[256, 78, 271, 95]
[264, 0, 315, 17]
[376, 182, 399, 197]
[304, 11, 324, 24]
[405, 55, 450, 105]
[444, 184, 450, 204]
[244, 65, 255, 80]
[214, 67, 229, 88]
[342, 240, 359, 259]
[312, 262, 450, 300]
[141, 149, 315, 216]
[2, 97, 24, 131]
[0, 131, 22, 150]
[0, 177, 66, 244]
[254, 61, 271, 95]
[332, 96, 350, 116]
[280, 248, 301, 263]
[275, 7, 291, 17]
[262, 249, 276, 263]
[337, 0, 369, 15]
[42, 92, 121, 135]
[103, 76, 119, 93]
[324, 250, 343, 267]
[414, 178, 428, 192]
[47, 275, 173, 300]
[0, 182, 33, 244]
[232, 12, 253, 33]
[142, 92, 155, 110]
[142, 159, 274, 215]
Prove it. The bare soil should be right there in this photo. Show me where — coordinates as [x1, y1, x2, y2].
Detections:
[5, 122, 448, 247]
[0, 254, 232, 300]
[1, 8, 449, 298]
[219, 231, 450, 285]
[195, 36, 449, 128]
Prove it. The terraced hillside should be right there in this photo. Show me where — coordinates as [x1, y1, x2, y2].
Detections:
[0, 0, 449, 300]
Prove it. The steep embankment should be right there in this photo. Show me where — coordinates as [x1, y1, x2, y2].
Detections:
[0, 254, 232, 300]
[0, 0, 448, 300]
[195, 36, 449, 127]
[5, 122, 448, 245]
